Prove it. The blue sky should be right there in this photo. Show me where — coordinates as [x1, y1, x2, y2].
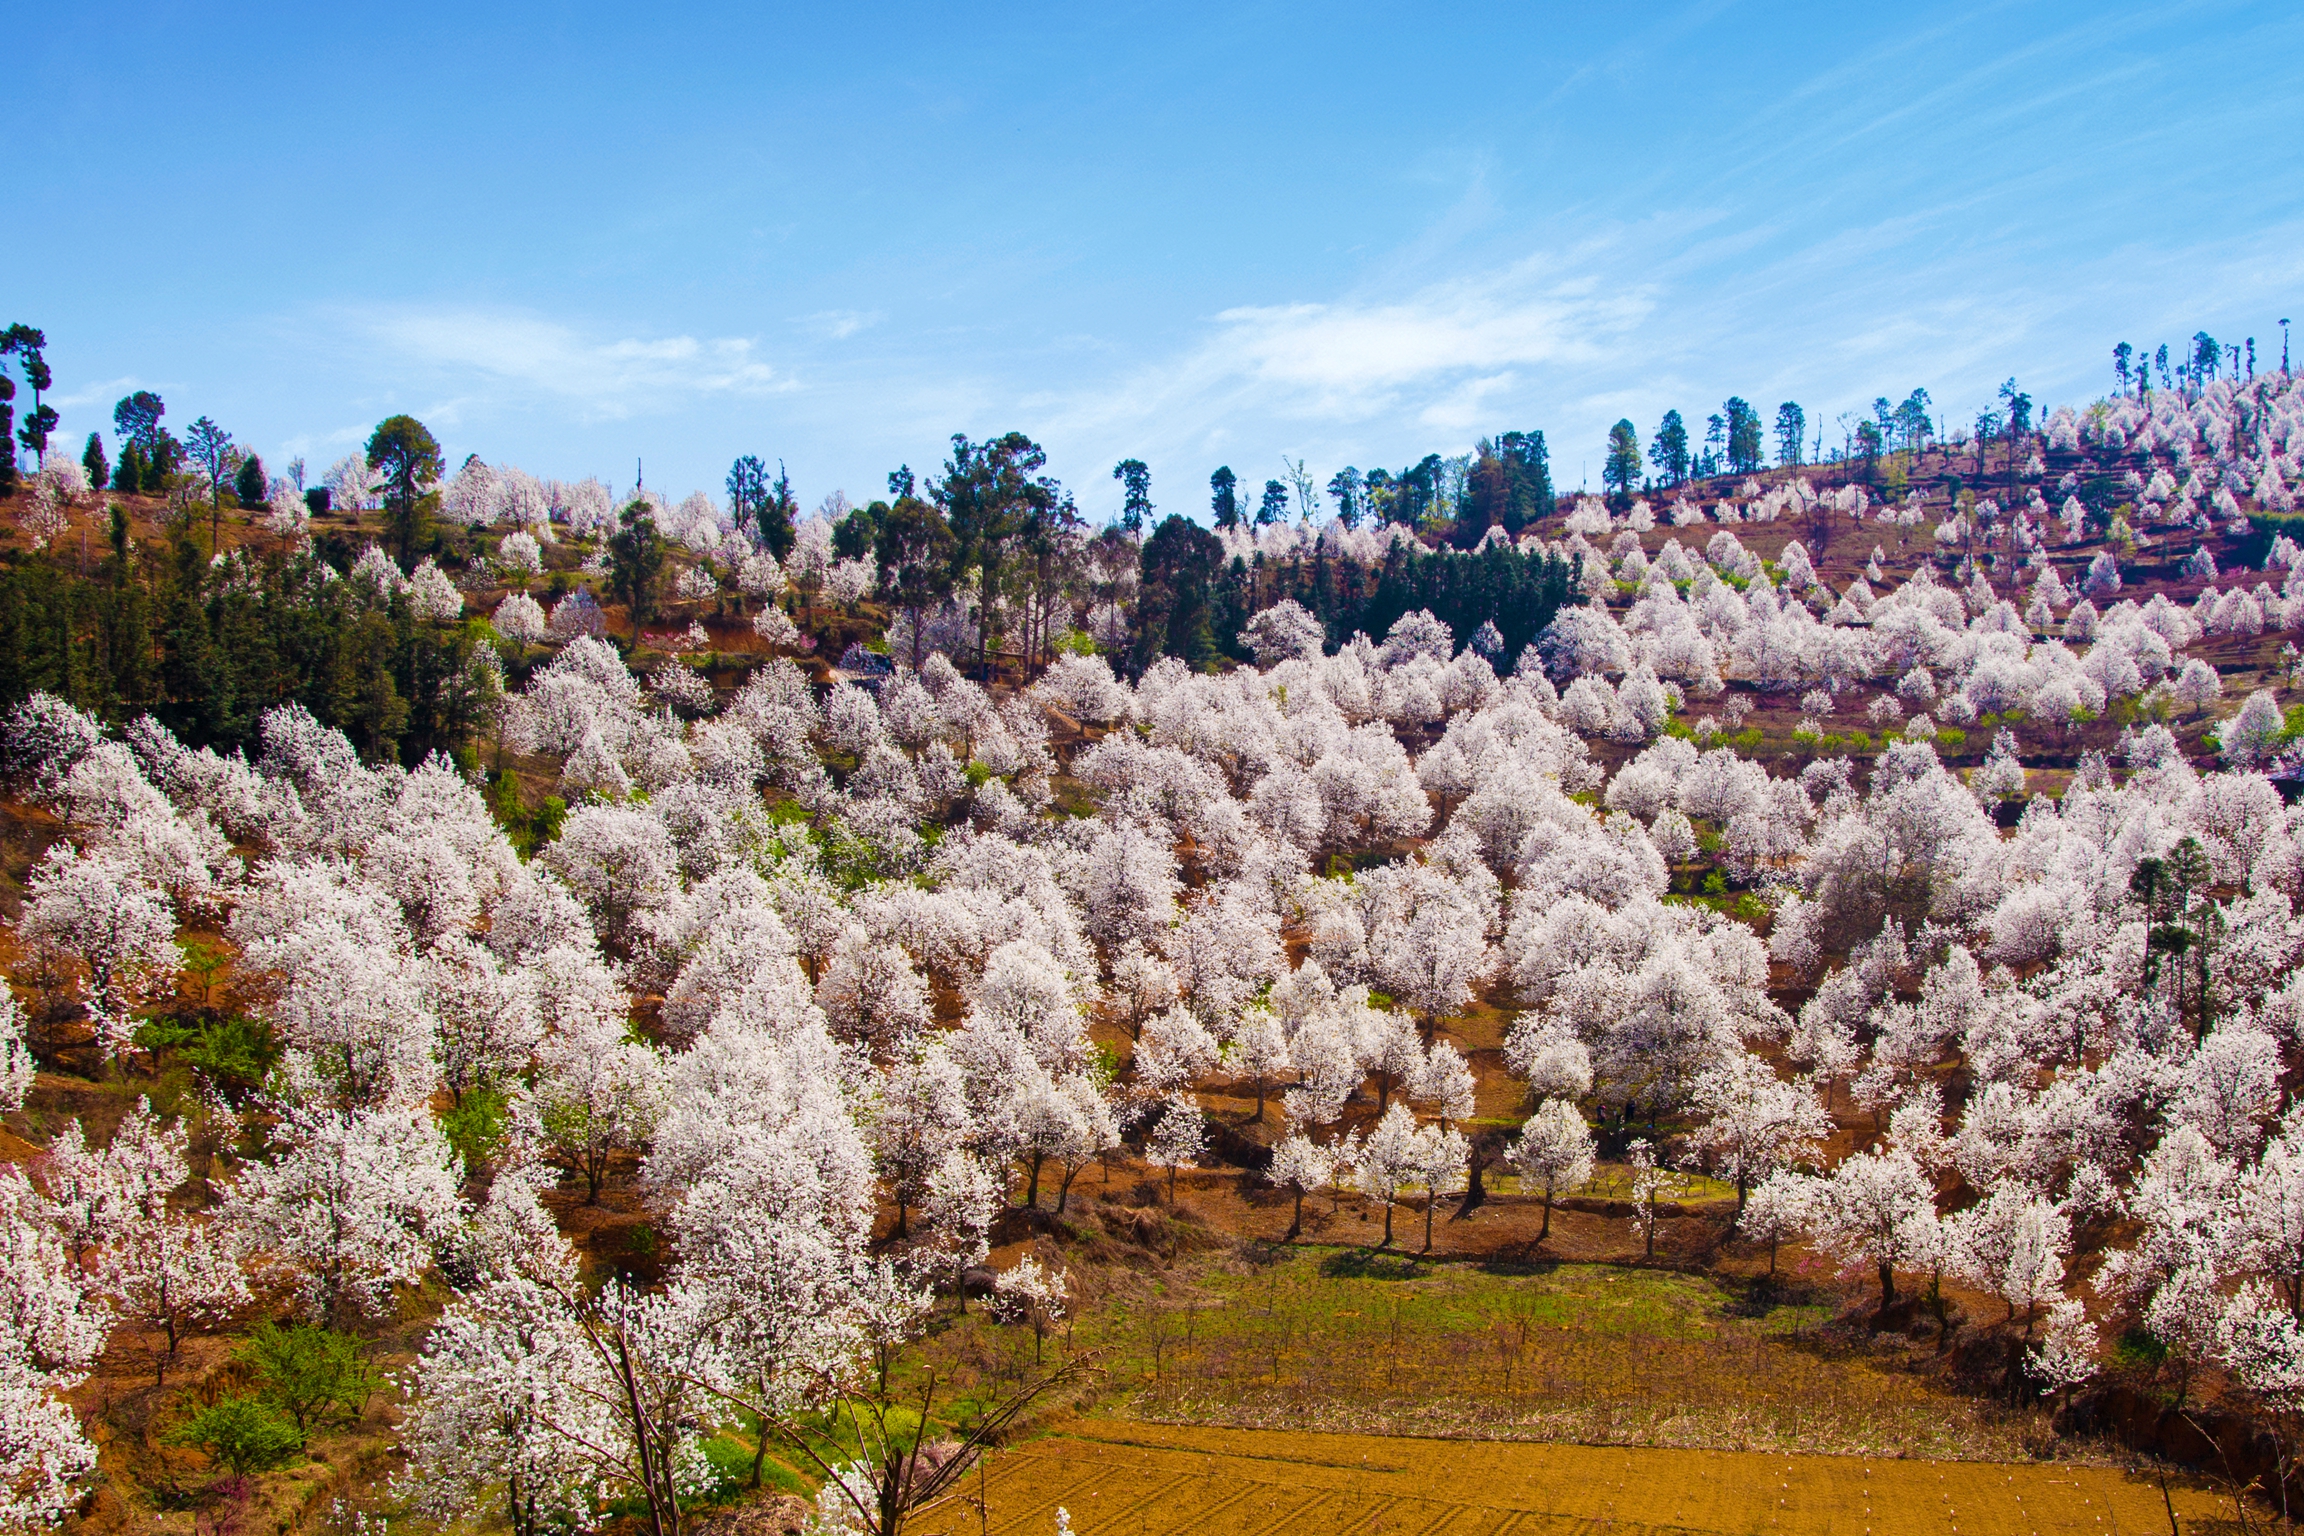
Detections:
[12, 0, 2304, 521]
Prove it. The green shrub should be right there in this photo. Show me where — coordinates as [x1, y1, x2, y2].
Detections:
[2112, 1327, 2170, 1369]
[166, 1394, 302, 1477]
[441, 1089, 507, 1175]
[134, 1016, 278, 1103]
[236, 1323, 377, 1434]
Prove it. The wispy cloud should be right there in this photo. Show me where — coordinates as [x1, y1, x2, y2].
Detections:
[801, 309, 884, 340]
[1042, 249, 1654, 464]
[52, 375, 149, 411]
[333, 306, 796, 419]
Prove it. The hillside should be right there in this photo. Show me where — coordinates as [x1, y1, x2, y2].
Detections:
[2, 370, 2304, 1536]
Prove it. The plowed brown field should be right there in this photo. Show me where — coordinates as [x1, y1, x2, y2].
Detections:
[915, 1422, 2229, 1536]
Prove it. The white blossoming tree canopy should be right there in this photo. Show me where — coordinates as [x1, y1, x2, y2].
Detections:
[9, 362, 2304, 1523]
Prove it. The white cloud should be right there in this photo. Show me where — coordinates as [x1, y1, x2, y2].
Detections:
[340, 307, 795, 418]
[802, 309, 883, 340]
[1023, 239, 1658, 492]
[1418, 371, 1520, 432]
[1040, 250, 1653, 460]
[1199, 261, 1648, 419]
[52, 376, 149, 412]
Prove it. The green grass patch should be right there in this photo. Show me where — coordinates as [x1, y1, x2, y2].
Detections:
[1055, 1247, 2044, 1458]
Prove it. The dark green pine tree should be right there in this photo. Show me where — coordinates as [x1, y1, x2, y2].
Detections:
[1649, 411, 1689, 487]
[1209, 466, 1240, 529]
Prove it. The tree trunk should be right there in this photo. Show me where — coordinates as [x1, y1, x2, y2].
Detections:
[1877, 1260, 1896, 1318]
[1538, 1192, 1553, 1243]
[1458, 1142, 1489, 1218]
[1381, 1201, 1394, 1247]
[615, 1335, 677, 1536]
[1286, 1188, 1303, 1241]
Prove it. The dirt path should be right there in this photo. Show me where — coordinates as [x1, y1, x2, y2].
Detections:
[918, 1420, 2229, 1536]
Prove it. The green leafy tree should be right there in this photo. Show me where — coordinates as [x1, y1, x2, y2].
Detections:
[1132, 514, 1225, 675]
[1399, 454, 1444, 527]
[606, 499, 668, 629]
[1462, 444, 1508, 547]
[2114, 342, 2135, 395]
[874, 495, 956, 670]
[1460, 431, 1553, 546]
[2191, 333, 2222, 386]
[1498, 431, 1553, 526]
[762, 461, 798, 560]
[727, 453, 795, 556]
[1970, 408, 1999, 475]
[1997, 378, 2033, 495]
[1855, 420, 1884, 478]
[0, 368, 18, 493]
[1362, 467, 1396, 525]
[831, 500, 881, 561]
[1649, 410, 1689, 486]
[1111, 458, 1152, 535]
[81, 432, 107, 491]
[1723, 398, 1763, 475]
[1256, 478, 1290, 527]
[234, 452, 267, 509]
[1773, 402, 1805, 467]
[167, 1394, 303, 1478]
[237, 1322, 379, 1434]
[185, 417, 235, 504]
[1, 326, 57, 477]
[185, 416, 240, 552]
[144, 429, 183, 493]
[1209, 465, 1240, 529]
[1601, 419, 1642, 508]
[1891, 389, 1932, 456]
[1326, 466, 1364, 528]
[932, 432, 1060, 678]
[440, 1087, 507, 1174]
[113, 392, 169, 494]
[113, 391, 163, 450]
[365, 415, 444, 565]
[2131, 837, 2221, 1040]
[1998, 378, 2032, 435]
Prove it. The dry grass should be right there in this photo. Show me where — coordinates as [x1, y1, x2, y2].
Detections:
[916, 1421, 2233, 1536]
